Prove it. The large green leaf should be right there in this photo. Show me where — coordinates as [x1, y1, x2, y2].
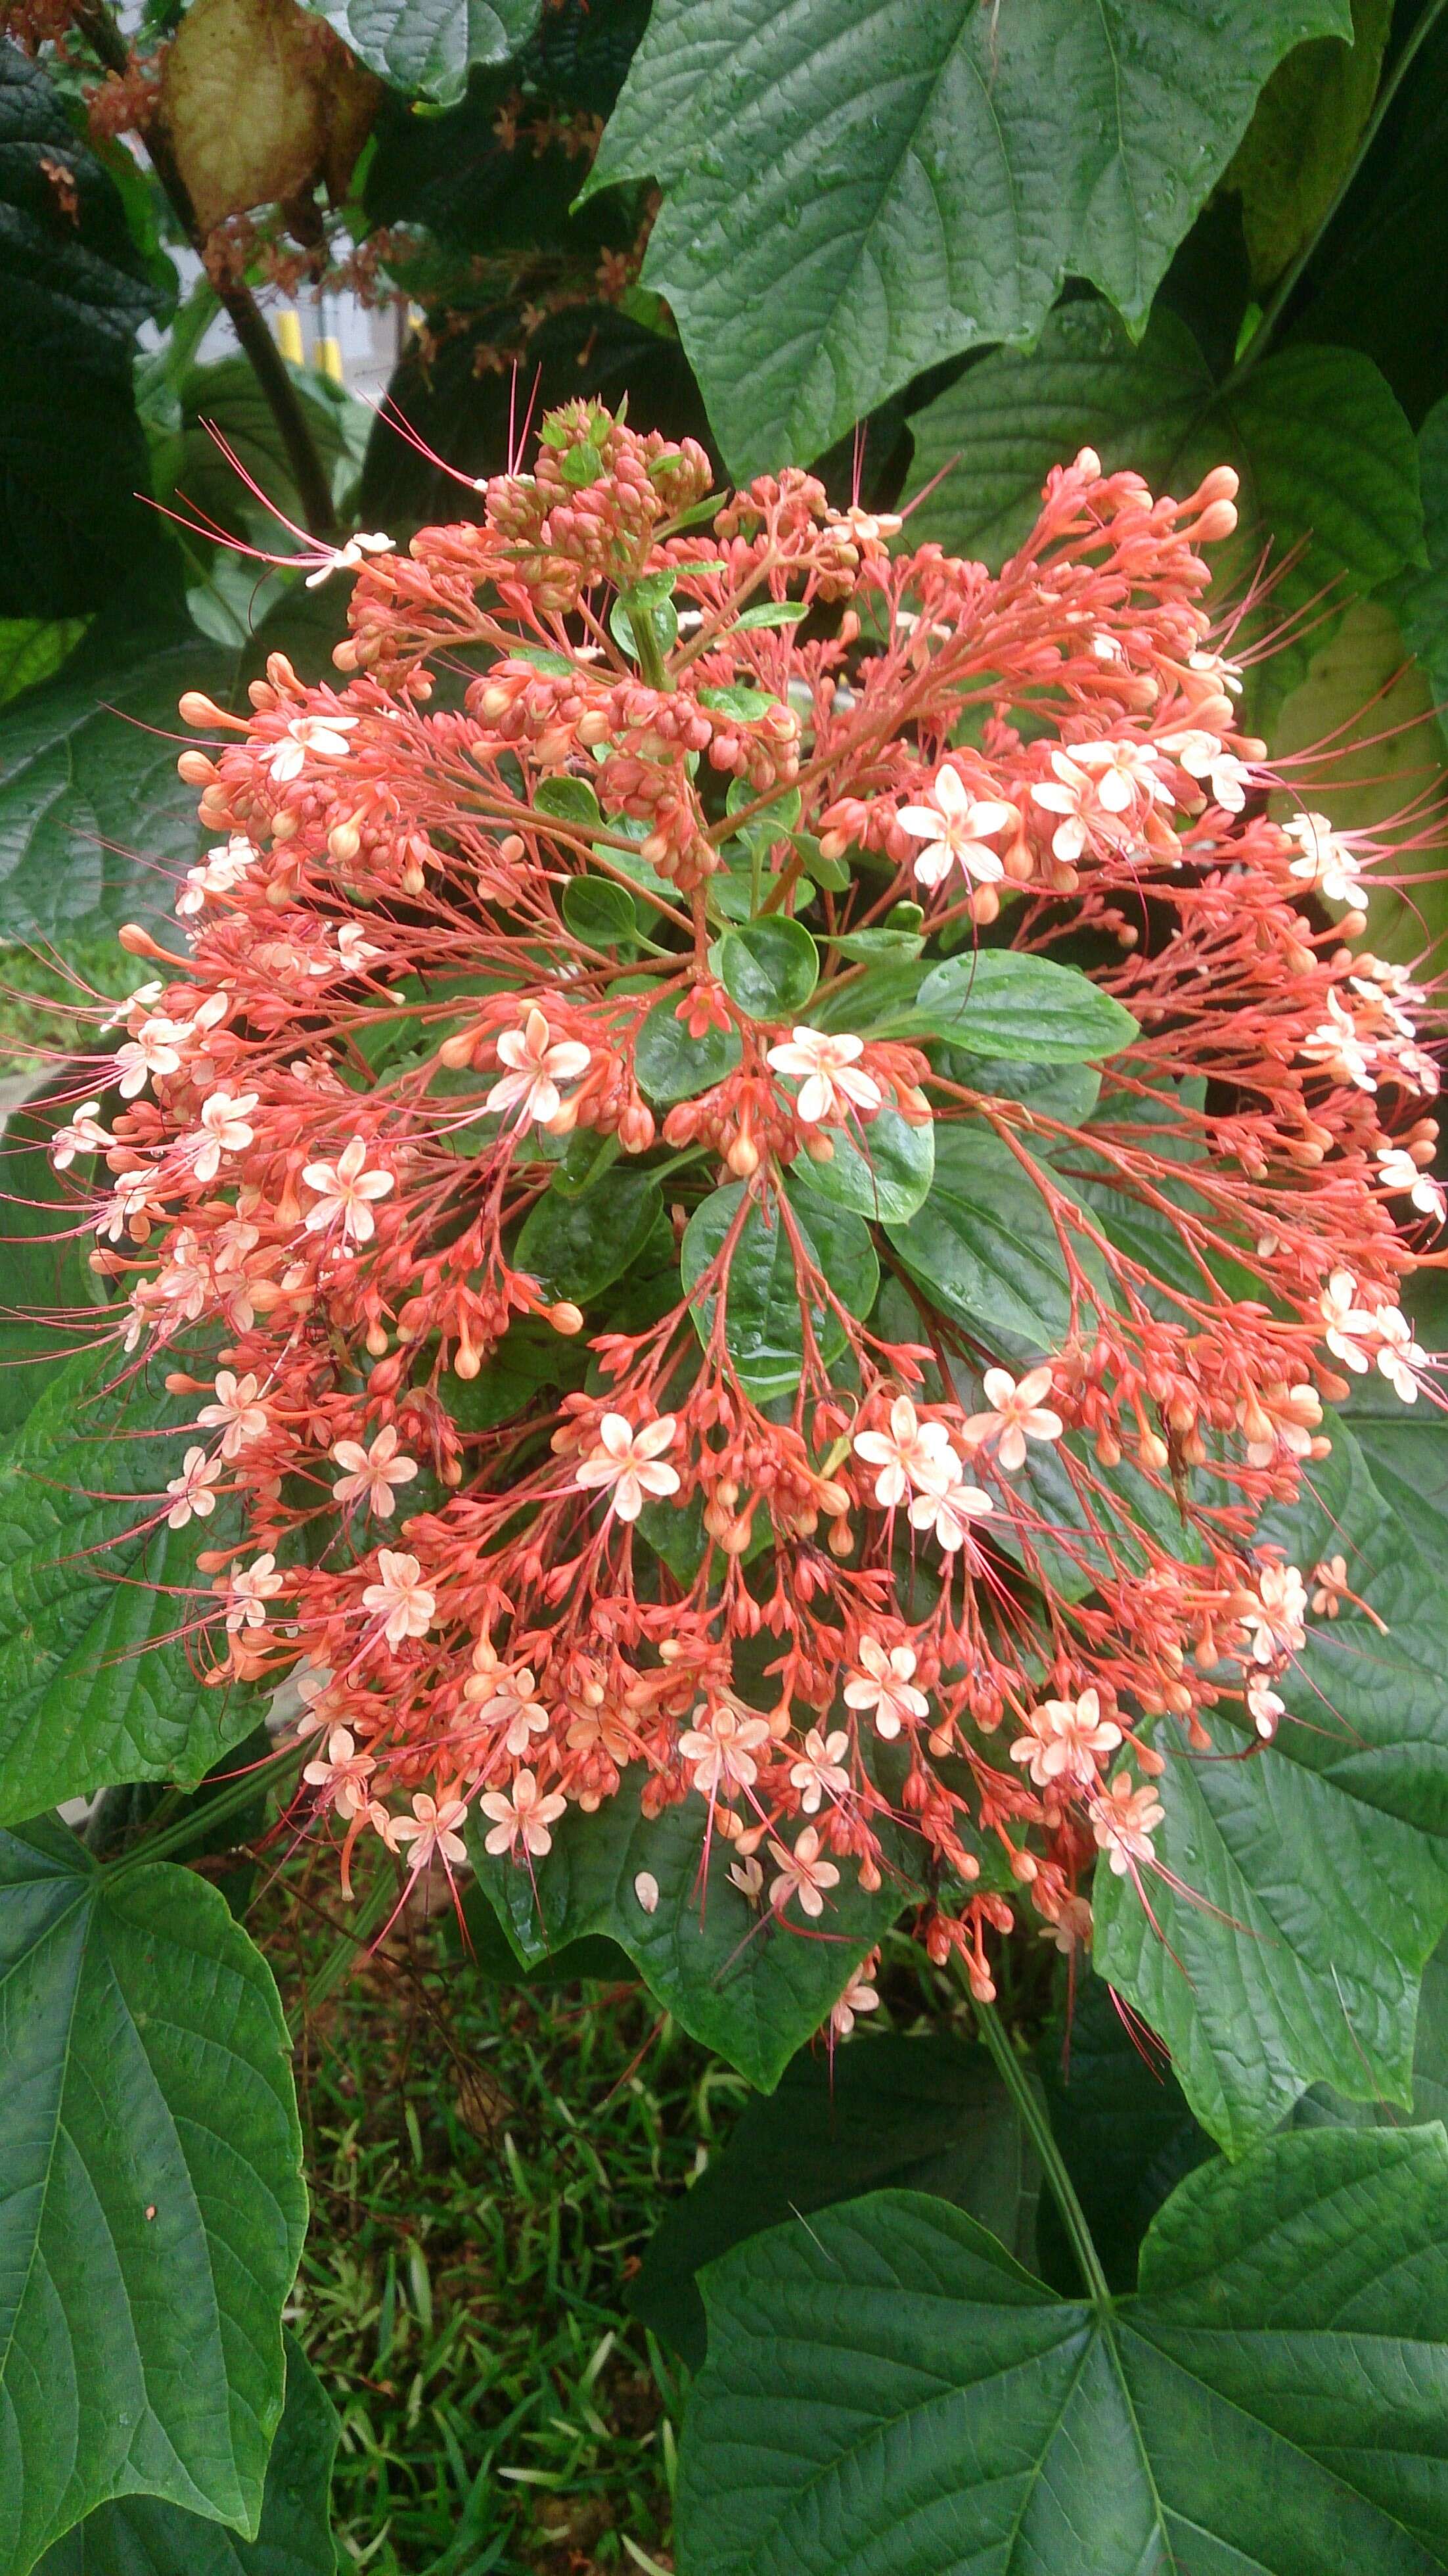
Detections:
[0, 47, 170, 614]
[905, 302, 1422, 708]
[466, 1767, 916, 2088]
[789, 1105, 934, 1226]
[884, 1122, 1104, 1359]
[681, 1181, 877, 1400]
[0, 1819, 306, 2574]
[585, 0, 1352, 475]
[0, 1348, 260, 1826]
[631, 2032, 1037, 2368]
[35, 2337, 336, 2576]
[513, 1164, 662, 1304]
[1096, 1420, 1448, 2153]
[818, 948, 1137, 1062]
[0, 626, 231, 944]
[677, 2127, 1448, 2576]
[1223, 0, 1393, 290]
[301, 0, 541, 101]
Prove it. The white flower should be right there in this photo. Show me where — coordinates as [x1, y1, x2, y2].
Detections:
[391, 1791, 469, 1873]
[851, 1397, 957, 1508]
[486, 1007, 591, 1131]
[842, 1636, 929, 1738]
[907, 1473, 993, 1554]
[830, 1961, 882, 2038]
[478, 1769, 566, 1858]
[51, 1099, 109, 1169]
[361, 1549, 436, 1645]
[1376, 1146, 1446, 1224]
[1031, 750, 1096, 861]
[1282, 811, 1367, 908]
[219, 1552, 284, 1633]
[1090, 1776, 1164, 1875]
[303, 1724, 376, 1819]
[962, 1366, 1063, 1473]
[185, 1088, 258, 1182]
[1070, 737, 1170, 814]
[114, 1015, 186, 1097]
[1246, 1676, 1284, 1742]
[788, 1727, 850, 1814]
[1241, 1561, 1307, 1665]
[678, 1701, 771, 1799]
[303, 1136, 395, 1244]
[197, 1369, 269, 1458]
[767, 1824, 840, 1919]
[305, 532, 396, 589]
[574, 1413, 679, 1521]
[337, 923, 384, 971]
[164, 1444, 222, 1529]
[265, 713, 359, 780]
[332, 1423, 419, 1517]
[468, 1662, 551, 1757]
[1319, 1269, 1376, 1373]
[1372, 1304, 1426, 1404]
[765, 1027, 882, 1126]
[1159, 729, 1252, 812]
[895, 764, 1014, 888]
[1301, 990, 1376, 1092]
[1010, 1688, 1122, 1789]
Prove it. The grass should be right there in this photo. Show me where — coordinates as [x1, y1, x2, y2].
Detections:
[260, 1855, 747, 2575]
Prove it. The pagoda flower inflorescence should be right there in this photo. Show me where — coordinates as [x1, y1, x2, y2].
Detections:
[50, 399, 1443, 2004]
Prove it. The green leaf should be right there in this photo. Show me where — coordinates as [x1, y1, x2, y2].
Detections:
[1096, 1419, 1448, 2152]
[0, 49, 171, 614]
[947, 1054, 1101, 1124]
[0, 1818, 305, 2574]
[466, 1767, 915, 2087]
[681, 1180, 876, 1400]
[905, 302, 1423, 711]
[586, 0, 1351, 475]
[534, 773, 604, 829]
[885, 1123, 1102, 1359]
[0, 616, 85, 706]
[715, 917, 819, 1018]
[513, 1165, 662, 1304]
[699, 684, 776, 720]
[734, 601, 807, 630]
[631, 2033, 1037, 2368]
[849, 949, 1138, 1062]
[560, 873, 639, 948]
[300, 0, 541, 101]
[34, 2336, 336, 2576]
[1223, 0, 1393, 290]
[0, 1348, 261, 1826]
[0, 626, 233, 945]
[633, 997, 742, 1103]
[677, 2125, 1448, 2576]
[827, 927, 924, 962]
[1399, 394, 1448, 746]
[789, 1105, 934, 1225]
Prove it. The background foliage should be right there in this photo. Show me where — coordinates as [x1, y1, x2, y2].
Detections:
[1, 0, 1448, 2569]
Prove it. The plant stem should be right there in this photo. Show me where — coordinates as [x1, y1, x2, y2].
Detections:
[1225, 0, 1448, 390]
[286, 1867, 399, 2040]
[102, 1736, 308, 1878]
[970, 1989, 1112, 2307]
[73, 0, 339, 538]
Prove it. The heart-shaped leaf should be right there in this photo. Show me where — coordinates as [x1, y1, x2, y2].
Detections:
[0, 1820, 306, 2574]
[678, 2126, 1448, 2576]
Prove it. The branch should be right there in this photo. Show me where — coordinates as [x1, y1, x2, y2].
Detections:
[74, 0, 340, 538]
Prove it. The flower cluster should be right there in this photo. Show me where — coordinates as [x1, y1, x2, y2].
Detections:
[49, 398, 1441, 2002]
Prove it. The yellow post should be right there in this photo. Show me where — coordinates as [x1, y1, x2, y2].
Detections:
[273, 308, 304, 367]
[315, 335, 345, 387]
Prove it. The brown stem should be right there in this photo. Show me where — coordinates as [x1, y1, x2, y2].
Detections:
[74, 0, 339, 538]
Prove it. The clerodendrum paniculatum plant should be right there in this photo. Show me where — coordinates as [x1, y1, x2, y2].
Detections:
[84, 403, 1435, 1989]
